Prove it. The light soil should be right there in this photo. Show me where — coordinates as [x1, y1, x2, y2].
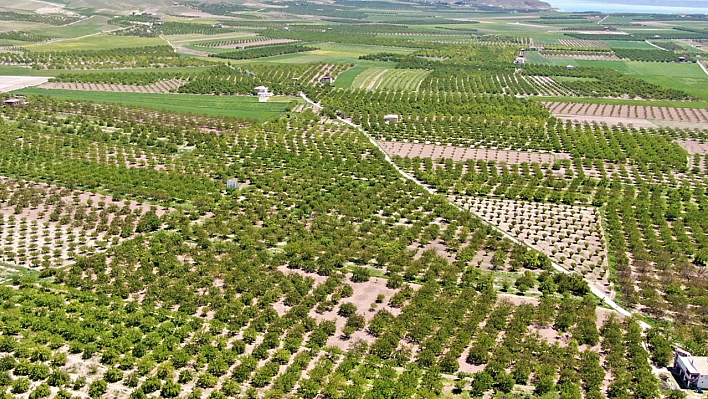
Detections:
[0, 75, 49, 92]
[379, 141, 559, 164]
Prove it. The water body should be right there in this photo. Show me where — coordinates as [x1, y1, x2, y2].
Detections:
[544, 0, 708, 13]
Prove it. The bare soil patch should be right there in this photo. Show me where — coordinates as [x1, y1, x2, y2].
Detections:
[0, 75, 49, 92]
[0, 177, 169, 269]
[543, 101, 708, 127]
[677, 140, 708, 154]
[40, 79, 185, 94]
[379, 141, 558, 164]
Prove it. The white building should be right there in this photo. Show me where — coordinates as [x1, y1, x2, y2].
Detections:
[674, 351, 708, 389]
[514, 56, 526, 64]
[254, 86, 273, 102]
[384, 114, 399, 124]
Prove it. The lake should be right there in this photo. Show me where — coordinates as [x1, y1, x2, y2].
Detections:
[543, 0, 708, 13]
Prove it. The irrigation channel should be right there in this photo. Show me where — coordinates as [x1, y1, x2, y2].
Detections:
[299, 91, 651, 330]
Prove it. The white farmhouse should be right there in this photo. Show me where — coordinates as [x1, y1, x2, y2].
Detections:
[675, 350, 708, 389]
[254, 86, 273, 102]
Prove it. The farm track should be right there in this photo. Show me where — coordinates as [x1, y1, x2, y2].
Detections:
[364, 68, 388, 90]
[299, 92, 648, 329]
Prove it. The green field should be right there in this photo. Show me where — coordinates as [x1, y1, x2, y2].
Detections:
[351, 66, 389, 89]
[0, 66, 33, 75]
[334, 65, 367, 88]
[16, 88, 298, 121]
[26, 34, 167, 51]
[238, 42, 418, 65]
[375, 69, 429, 91]
[528, 51, 708, 101]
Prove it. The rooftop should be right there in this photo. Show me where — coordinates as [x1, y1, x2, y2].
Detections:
[678, 356, 708, 376]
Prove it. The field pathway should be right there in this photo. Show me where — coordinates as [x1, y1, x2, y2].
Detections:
[62, 15, 93, 27]
[365, 69, 388, 90]
[644, 40, 668, 51]
[161, 35, 211, 57]
[699, 61, 708, 77]
[299, 91, 649, 330]
[24, 26, 128, 47]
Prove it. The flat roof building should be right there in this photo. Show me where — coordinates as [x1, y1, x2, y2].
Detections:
[3, 98, 26, 107]
[675, 351, 708, 389]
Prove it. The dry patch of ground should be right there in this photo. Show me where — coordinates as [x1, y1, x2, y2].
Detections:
[0, 177, 169, 269]
[555, 114, 658, 128]
[544, 101, 708, 126]
[379, 141, 558, 164]
[677, 140, 708, 154]
[0, 75, 49, 92]
[40, 79, 185, 94]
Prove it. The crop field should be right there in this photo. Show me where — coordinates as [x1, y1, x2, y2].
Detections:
[380, 142, 558, 165]
[332, 65, 367, 88]
[40, 79, 185, 94]
[2, 3, 708, 399]
[351, 67, 390, 90]
[26, 35, 167, 52]
[372, 69, 429, 91]
[194, 38, 298, 49]
[0, 96, 647, 397]
[456, 196, 611, 291]
[16, 88, 297, 121]
[0, 178, 169, 269]
[543, 101, 708, 124]
[557, 39, 609, 48]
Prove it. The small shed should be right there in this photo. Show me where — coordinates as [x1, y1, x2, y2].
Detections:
[384, 114, 399, 124]
[566, 64, 575, 70]
[514, 56, 526, 64]
[4, 98, 26, 107]
[679, 56, 686, 62]
[226, 179, 239, 190]
[321, 75, 334, 84]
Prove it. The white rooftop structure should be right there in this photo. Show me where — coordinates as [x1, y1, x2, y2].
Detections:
[675, 351, 708, 389]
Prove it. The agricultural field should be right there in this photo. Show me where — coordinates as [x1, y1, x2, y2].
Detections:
[16, 88, 298, 121]
[543, 101, 708, 127]
[1, 2, 708, 399]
